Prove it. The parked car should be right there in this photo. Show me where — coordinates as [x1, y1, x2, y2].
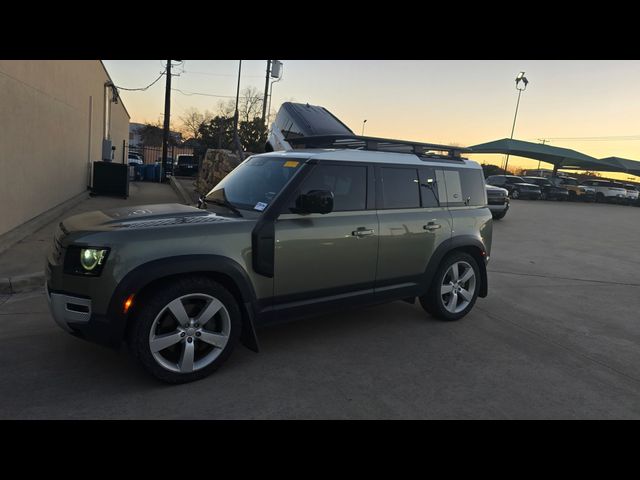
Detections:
[549, 175, 595, 201]
[46, 132, 492, 383]
[175, 154, 198, 176]
[486, 184, 509, 219]
[485, 175, 542, 200]
[623, 184, 639, 205]
[580, 179, 628, 203]
[522, 176, 569, 201]
[127, 153, 144, 166]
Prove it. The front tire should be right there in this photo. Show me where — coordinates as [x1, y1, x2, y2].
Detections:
[420, 252, 481, 321]
[128, 276, 241, 384]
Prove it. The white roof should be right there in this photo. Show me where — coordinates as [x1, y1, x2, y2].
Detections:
[261, 148, 482, 170]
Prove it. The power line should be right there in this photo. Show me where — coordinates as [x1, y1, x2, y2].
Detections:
[172, 88, 251, 99]
[183, 70, 264, 78]
[534, 135, 640, 142]
[114, 71, 166, 91]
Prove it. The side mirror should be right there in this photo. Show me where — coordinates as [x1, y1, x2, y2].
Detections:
[295, 190, 334, 214]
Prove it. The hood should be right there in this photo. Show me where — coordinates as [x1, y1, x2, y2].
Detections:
[485, 184, 508, 194]
[61, 203, 240, 233]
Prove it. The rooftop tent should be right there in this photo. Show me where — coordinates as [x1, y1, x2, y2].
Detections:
[468, 138, 626, 173]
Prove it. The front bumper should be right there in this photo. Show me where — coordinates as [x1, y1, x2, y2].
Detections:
[46, 283, 92, 333]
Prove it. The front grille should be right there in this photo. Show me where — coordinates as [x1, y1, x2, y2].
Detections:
[52, 224, 65, 263]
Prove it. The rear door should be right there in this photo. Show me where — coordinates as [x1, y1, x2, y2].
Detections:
[374, 165, 452, 299]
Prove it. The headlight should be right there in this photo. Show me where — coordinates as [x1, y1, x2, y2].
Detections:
[80, 249, 107, 271]
[64, 246, 109, 276]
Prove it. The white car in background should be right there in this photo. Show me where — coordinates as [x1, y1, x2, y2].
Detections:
[127, 153, 144, 165]
[581, 179, 629, 204]
[623, 184, 640, 204]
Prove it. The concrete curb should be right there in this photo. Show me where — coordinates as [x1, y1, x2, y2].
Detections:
[169, 176, 194, 206]
[0, 272, 45, 295]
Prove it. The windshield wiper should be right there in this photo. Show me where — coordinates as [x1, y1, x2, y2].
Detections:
[207, 198, 243, 217]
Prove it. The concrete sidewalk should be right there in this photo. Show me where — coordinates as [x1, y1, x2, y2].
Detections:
[0, 181, 182, 294]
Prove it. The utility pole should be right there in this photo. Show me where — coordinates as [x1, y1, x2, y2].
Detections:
[537, 139, 549, 172]
[262, 60, 271, 125]
[161, 59, 172, 182]
[233, 60, 244, 160]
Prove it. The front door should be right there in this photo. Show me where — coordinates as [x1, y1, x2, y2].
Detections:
[273, 162, 378, 313]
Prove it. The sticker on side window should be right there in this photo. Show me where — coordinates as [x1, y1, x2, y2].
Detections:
[283, 161, 299, 168]
[254, 202, 268, 211]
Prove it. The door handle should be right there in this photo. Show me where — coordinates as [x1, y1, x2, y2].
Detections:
[423, 222, 441, 231]
[352, 227, 374, 237]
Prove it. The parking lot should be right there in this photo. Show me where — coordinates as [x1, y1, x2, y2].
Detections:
[1, 199, 639, 419]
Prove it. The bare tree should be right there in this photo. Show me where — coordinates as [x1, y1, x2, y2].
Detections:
[179, 108, 214, 140]
[239, 86, 263, 123]
[218, 87, 264, 122]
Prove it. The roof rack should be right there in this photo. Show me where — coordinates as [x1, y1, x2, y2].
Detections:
[286, 134, 470, 160]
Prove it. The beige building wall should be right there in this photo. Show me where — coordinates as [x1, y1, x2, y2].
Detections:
[0, 60, 130, 237]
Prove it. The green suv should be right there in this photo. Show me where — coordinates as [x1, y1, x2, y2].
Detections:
[46, 135, 492, 383]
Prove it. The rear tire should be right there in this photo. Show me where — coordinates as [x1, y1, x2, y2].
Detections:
[420, 252, 481, 321]
[596, 192, 605, 203]
[511, 189, 520, 199]
[127, 276, 241, 384]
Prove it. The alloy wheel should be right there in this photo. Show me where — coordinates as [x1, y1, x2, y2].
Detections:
[440, 261, 476, 314]
[148, 293, 231, 373]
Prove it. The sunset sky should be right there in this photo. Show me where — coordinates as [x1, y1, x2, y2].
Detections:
[103, 60, 640, 180]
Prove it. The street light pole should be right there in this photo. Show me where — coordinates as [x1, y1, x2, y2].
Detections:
[362, 119, 367, 136]
[503, 72, 528, 174]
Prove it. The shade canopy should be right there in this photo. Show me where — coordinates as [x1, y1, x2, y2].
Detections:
[599, 157, 640, 177]
[468, 138, 627, 173]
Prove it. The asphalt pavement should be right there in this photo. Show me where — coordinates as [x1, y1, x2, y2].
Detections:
[1, 199, 639, 419]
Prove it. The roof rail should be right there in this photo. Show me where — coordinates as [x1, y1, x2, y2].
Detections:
[286, 134, 470, 160]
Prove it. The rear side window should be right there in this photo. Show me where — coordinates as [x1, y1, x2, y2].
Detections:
[381, 167, 420, 209]
[418, 167, 440, 208]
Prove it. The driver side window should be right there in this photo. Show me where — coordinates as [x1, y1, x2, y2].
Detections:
[287, 164, 367, 212]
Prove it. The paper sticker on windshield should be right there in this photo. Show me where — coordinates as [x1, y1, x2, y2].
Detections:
[254, 202, 268, 211]
[283, 161, 299, 168]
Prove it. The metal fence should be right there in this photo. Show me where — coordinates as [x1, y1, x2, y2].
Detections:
[124, 144, 196, 165]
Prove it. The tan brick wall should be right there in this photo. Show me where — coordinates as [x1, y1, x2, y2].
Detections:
[0, 60, 130, 236]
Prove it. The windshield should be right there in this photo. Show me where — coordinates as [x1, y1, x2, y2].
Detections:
[206, 156, 304, 211]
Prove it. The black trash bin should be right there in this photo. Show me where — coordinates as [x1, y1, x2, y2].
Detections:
[92, 161, 129, 198]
